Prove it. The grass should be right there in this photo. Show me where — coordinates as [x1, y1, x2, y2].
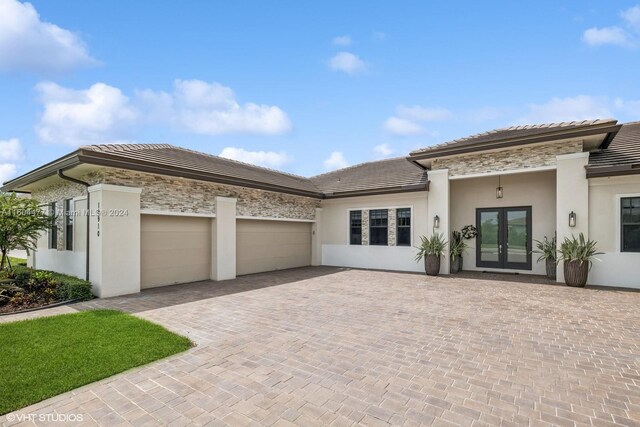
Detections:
[0, 310, 192, 414]
[6, 257, 26, 268]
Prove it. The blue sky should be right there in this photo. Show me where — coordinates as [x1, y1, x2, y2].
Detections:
[1, 0, 639, 182]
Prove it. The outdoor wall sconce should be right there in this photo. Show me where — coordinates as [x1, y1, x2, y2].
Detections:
[434, 215, 440, 229]
[496, 175, 504, 199]
[569, 211, 577, 227]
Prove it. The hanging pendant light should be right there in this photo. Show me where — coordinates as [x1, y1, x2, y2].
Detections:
[496, 175, 504, 199]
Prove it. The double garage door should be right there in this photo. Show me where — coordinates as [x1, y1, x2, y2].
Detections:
[141, 215, 311, 289]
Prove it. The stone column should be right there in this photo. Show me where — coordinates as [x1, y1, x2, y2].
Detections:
[311, 208, 323, 266]
[212, 196, 237, 281]
[427, 169, 450, 274]
[88, 184, 142, 298]
[556, 152, 589, 283]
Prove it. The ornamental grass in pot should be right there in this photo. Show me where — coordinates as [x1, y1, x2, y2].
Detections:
[557, 233, 602, 287]
[415, 233, 448, 276]
[533, 235, 557, 280]
[449, 231, 469, 274]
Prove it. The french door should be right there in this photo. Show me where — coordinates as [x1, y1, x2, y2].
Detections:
[476, 207, 532, 270]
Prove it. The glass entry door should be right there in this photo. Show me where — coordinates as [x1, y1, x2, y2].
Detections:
[476, 207, 532, 270]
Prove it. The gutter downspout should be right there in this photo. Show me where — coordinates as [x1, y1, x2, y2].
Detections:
[56, 170, 90, 282]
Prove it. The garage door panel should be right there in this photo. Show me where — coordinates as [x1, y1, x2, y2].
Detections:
[141, 215, 212, 289]
[236, 220, 311, 276]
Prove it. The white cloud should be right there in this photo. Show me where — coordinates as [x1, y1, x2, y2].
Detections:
[0, 163, 18, 184]
[583, 26, 630, 46]
[35, 82, 138, 146]
[323, 151, 349, 171]
[383, 117, 425, 136]
[383, 105, 452, 136]
[373, 143, 394, 158]
[520, 95, 613, 123]
[622, 5, 640, 32]
[396, 105, 452, 122]
[328, 52, 367, 75]
[0, 138, 23, 184]
[0, 0, 96, 73]
[0, 138, 24, 162]
[219, 147, 292, 168]
[614, 97, 640, 116]
[143, 79, 292, 135]
[332, 35, 352, 46]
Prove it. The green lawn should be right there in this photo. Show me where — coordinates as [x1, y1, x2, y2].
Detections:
[7, 256, 26, 267]
[0, 310, 192, 414]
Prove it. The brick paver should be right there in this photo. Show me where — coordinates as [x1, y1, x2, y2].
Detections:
[1, 267, 639, 426]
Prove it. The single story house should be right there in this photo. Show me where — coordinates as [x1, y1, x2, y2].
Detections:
[2, 118, 639, 296]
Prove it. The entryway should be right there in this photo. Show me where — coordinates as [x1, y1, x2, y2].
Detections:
[476, 206, 532, 270]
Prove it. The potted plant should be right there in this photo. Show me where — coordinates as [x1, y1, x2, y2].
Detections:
[415, 233, 448, 276]
[533, 235, 557, 279]
[557, 233, 602, 287]
[449, 231, 469, 274]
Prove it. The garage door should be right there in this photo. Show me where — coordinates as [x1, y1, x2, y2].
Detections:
[141, 215, 211, 288]
[236, 220, 311, 276]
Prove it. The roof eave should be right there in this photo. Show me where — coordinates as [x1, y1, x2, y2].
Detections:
[586, 164, 640, 178]
[323, 182, 429, 199]
[409, 123, 623, 161]
[1, 152, 83, 192]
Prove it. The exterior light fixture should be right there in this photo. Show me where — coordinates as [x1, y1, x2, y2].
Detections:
[496, 175, 504, 199]
[434, 215, 440, 229]
[569, 211, 577, 227]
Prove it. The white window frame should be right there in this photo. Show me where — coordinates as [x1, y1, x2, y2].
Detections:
[346, 205, 414, 246]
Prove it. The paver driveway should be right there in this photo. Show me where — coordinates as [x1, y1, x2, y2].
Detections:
[2, 267, 640, 426]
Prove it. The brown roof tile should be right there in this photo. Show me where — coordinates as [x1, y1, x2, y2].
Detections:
[410, 118, 619, 158]
[587, 121, 640, 176]
[310, 157, 428, 196]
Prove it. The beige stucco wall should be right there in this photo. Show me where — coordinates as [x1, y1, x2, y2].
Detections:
[432, 141, 582, 177]
[320, 192, 428, 272]
[450, 170, 557, 275]
[588, 174, 640, 288]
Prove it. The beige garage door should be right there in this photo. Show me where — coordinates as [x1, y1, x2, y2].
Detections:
[236, 220, 311, 276]
[141, 215, 211, 289]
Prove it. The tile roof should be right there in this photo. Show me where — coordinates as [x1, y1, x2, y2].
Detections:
[587, 121, 640, 175]
[410, 119, 619, 157]
[310, 157, 428, 195]
[80, 144, 322, 195]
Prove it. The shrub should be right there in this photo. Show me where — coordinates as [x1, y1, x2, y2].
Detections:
[56, 279, 93, 301]
[415, 233, 448, 260]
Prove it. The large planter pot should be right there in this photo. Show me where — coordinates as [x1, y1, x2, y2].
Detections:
[424, 255, 441, 276]
[545, 258, 557, 280]
[563, 260, 589, 287]
[450, 255, 462, 274]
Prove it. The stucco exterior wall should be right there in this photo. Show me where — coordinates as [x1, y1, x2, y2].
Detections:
[432, 141, 583, 177]
[588, 174, 640, 289]
[320, 192, 428, 272]
[450, 170, 557, 275]
[100, 168, 321, 220]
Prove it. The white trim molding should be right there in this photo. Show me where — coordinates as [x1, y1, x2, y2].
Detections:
[448, 165, 556, 180]
[235, 215, 315, 223]
[88, 184, 143, 194]
[141, 210, 216, 218]
[556, 152, 590, 161]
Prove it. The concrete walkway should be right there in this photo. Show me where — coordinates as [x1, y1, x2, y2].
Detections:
[1, 267, 639, 426]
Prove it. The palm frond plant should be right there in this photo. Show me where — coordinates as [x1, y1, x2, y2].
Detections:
[532, 235, 557, 279]
[557, 233, 602, 287]
[449, 231, 469, 274]
[415, 233, 448, 276]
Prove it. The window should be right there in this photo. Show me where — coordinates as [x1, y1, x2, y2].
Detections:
[349, 210, 362, 245]
[49, 202, 57, 250]
[622, 197, 640, 252]
[369, 209, 388, 246]
[396, 208, 411, 246]
[65, 199, 73, 251]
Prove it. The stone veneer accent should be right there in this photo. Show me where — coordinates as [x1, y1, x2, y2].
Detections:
[431, 141, 583, 176]
[388, 208, 397, 246]
[31, 171, 102, 251]
[100, 169, 320, 220]
[361, 209, 369, 245]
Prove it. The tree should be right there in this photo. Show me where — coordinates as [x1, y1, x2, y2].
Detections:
[0, 193, 53, 271]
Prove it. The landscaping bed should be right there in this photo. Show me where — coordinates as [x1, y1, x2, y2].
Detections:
[0, 261, 93, 314]
[0, 309, 193, 415]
